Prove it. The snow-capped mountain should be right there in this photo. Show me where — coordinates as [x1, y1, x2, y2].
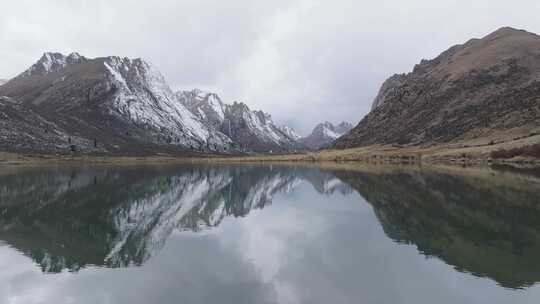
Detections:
[101, 57, 231, 150]
[0, 52, 303, 155]
[178, 89, 305, 153]
[0, 53, 236, 154]
[0, 79, 7, 87]
[300, 121, 353, 150]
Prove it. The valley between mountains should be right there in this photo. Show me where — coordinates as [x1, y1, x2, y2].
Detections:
[1, 26, 540, 165]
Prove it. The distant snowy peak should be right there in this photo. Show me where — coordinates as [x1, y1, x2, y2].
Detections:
[0, 79, 7, 86]
[336, 122, 354, 134]
[314, 121, 353, 139]
[311, 122, 336, 139]
[316, 122, 341, 139]
[279, 126, 301, 141]
[300, 121, 353, 150]
[18, 52, 88, 78]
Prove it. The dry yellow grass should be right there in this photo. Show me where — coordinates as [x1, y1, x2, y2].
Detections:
[210, 134, 540, 165]
[0, 133, 539, 166]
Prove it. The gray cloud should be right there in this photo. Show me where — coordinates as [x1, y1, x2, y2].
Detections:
[1, 0, 540, 134]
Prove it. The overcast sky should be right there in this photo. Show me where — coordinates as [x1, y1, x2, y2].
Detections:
[1, 0, 540, 134]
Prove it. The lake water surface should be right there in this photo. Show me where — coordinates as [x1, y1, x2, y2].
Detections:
[1, 164, 540, 304]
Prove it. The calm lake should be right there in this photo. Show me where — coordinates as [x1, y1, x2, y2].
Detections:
[1, 164, 540, 304]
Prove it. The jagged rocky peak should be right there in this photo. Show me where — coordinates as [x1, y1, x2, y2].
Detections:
[279, 126, 301, 141]
[179, 90, 305, 152]
[334, 27, 540, 149]
[18, 51, 88, 78]
[336, 121, 353, 134]
[98, 58, 234, 150]
[314, 122, 337, 135]
[300, 121, 353, 150]
[312, 121, 352, 138]
[253, 109, 273, 124]
[103, 56, 175, 102]
[178, 88, 222, 104]
[228, 100, 250, 112]
[177, 89, 226, 125]
[223, 101, 302, 152]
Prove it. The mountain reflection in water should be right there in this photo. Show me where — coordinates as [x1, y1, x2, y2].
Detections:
[336, 167, 540, 289]
[0, 164, 539, 291]
[0, 165, 351, 273]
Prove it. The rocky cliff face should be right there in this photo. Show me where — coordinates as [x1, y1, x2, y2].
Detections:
[301, 121, 353, 149]
[334, 27, 540, 149]
[178, 89, 304, 153]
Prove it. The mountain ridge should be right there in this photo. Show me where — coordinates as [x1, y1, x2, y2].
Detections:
[334, 27, 540, 149]
[0, 52, 301, 155]
[177, 89, 305, 152]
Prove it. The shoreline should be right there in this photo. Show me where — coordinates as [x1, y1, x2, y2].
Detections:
[1, 153, 539, 189]
[1, 141, 539, 168]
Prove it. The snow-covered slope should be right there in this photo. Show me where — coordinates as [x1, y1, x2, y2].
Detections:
[300, 121, 353, 150]
[102, 58, 231, 150]
[0, 79, 7, 87]
[176, 89, 227, 129]
[178, 89, 305, 153]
